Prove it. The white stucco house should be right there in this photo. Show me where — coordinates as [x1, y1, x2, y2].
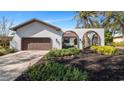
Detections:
[112, 30, 124, 42]
[10, 19, 104, 51]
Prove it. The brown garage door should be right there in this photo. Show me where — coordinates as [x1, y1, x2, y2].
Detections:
[22, 38, 52, 50]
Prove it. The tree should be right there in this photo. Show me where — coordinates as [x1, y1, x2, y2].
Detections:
[0, 16, 13, 48]
[75, 11, 99, 28]
[103, 11, 124, 42]
[105, 30, 113, 45]
[74, 11, 101, 48]
[74, 11, 124, 46]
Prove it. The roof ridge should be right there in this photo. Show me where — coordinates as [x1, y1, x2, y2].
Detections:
[10, 18, 61, 31]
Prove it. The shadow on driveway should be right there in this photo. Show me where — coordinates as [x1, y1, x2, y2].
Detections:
[0, 50, 48, 81]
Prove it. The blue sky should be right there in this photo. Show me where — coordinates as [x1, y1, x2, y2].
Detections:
[0, 11, 77, 29]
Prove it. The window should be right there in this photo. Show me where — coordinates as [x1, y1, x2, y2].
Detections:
[74, 38, 77, 45]
[64, 37, 70, 43]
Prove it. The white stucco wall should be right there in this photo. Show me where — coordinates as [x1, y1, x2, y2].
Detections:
[63, 28, 104, 49]
[10, 21, 104, 50]
[10, 22, 63, 51]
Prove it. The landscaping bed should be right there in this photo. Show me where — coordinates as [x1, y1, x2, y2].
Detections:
[91, 46, 118, 55]
[112, 42, 124, 47]
[16, 47, 124, 81]
[51, 48, 124, 81]
[16, 48, 89, 81]
[16, 61, 88, 81]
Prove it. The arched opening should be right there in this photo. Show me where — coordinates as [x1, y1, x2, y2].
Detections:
[62, 31, 79, 48]
[82, 31, 101, 48]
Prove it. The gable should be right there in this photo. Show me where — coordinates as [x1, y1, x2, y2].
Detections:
[17, 21, 56, 31]
[16, 21, 62, 38]
[10, 19, 61, 31]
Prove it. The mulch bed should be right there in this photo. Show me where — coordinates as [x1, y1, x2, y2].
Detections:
[15, 48, 124, 81]
[46, 49, 124, 81]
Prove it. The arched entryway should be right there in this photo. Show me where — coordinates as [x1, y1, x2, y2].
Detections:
[62, 31, 79, 48]
[82, 31, 101, 48]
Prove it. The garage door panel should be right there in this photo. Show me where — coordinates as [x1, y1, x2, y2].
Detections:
[22, 38, 52, 50]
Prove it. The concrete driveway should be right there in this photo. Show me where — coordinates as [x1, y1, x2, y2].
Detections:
[0, 50, 48, 81]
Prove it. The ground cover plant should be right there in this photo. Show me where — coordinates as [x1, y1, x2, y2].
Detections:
[91, 46, 118, 55]
[112, 42, 124, 47]
[44, 48, 80, 59]
[17, 61, 88, 81]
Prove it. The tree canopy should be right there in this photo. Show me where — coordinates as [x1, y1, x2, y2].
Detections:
[75, 11, 124, 42]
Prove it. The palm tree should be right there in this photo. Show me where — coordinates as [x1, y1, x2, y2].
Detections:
[75, 11, 100, 28]
[74, 11, 100, 48]
[103, 11, 124, 42]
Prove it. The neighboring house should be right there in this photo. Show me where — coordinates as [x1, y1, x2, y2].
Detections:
[113, 36, 124, 42]
[10, 19, 104, 51]
[113, 30, 124, 42]
[8, 31, 16, 37]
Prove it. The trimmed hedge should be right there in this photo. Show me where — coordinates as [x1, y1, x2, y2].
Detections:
[112, 42, 124, 47]
[91, 46, 118, 55]
[45, 48, 81, 58]
[26, 62, 88, 81]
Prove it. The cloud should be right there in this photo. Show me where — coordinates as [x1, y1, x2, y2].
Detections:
[45, 17, 73, 23]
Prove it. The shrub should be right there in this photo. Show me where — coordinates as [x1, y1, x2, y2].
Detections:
[91, 46, 118, 55]
[62, 45, 74, 49]
[105, 30, 113, 45]
[0, 48, 7, 56]
[45, 48, 80, 58]
[112, 42, 124, 47]
[26, 62, 88, 81]
[0, 46, 16, 56]
[6, 48, 16, 53]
